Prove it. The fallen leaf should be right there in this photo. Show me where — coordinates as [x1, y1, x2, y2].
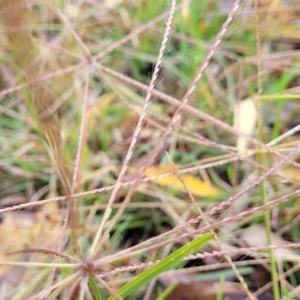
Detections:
[164, 281, 250, 300]
[241, 224, 298, 259]
[0, 200, 62, 286]
[145, 165, 220, 197]
[233, 98, 257, 153]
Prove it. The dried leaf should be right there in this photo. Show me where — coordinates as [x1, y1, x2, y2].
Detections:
[233, 98, 257, 152]
[0, 201, 61, 280]
[145, 165, 220, 197]
[241, 225, 298, 259]
[165, 281, 249, 300]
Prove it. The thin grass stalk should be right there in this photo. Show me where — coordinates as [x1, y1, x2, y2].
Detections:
[97, 240, 300, 279]
[57, 65, 90, 257]
[0, 0, 73, 207]
[252, 260, 300, 299]
[0, 1, 194, 101]
[56, 9, 92, 58]
[53, 65, 91, 289]
[1, 144, 299, 216]
[0, 1, 79, 295]
[26, 272, 80, 300]
[89, 0, 177, 258]
[98, 65, 300, 170]
[64, 277, 82, 300]
[0, 63, 84, 100]
[89, 277, 103, 300]
[95, 185, 300, 268]
[167, 157, 255, 299]
[94, 140, 300, 267]
[95, 276, 123, 300]
[93, 1, 192, 61]
[0, 154, 246, 214]
[254, 0, 280, 299]
[91, 0, 241, 263]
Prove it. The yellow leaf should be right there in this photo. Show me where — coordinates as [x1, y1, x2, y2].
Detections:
[145, 165, 220, 197]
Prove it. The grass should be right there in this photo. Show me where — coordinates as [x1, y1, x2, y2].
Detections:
[1, 0, 300, 299]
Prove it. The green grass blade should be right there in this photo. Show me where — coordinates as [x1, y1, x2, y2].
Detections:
[108, 232, 213, 299]
[155, 283, 176, 300]
[89, 276, 103, 300]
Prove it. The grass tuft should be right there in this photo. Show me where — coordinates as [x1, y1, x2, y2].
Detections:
[1, 0, 300, 299]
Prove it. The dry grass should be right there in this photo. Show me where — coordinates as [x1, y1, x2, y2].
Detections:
[1, 0, 300, 299]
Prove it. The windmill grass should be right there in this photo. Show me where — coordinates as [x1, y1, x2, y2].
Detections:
[1, 0, 300, 299]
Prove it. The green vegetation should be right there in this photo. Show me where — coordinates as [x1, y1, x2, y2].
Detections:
[1, 0, 300, 299]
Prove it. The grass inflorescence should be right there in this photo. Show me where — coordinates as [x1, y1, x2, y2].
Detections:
[1, 0, 300, 299]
